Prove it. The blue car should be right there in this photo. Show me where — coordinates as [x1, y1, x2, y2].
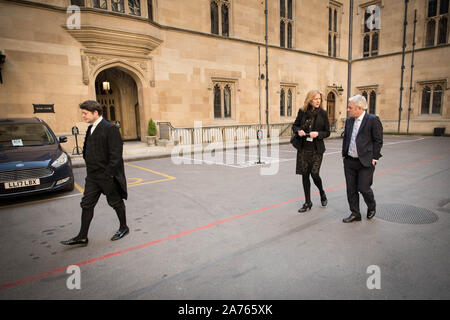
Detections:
[0, 118, 74, 198]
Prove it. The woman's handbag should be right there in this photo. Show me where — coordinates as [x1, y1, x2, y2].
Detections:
[290, 134, 302, 150]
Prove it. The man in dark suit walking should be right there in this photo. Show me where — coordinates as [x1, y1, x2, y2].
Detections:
[61, 100, 129, 246]
[342, 94, 383, 223]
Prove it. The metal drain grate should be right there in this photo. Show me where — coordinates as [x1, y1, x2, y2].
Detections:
[376, 203, 438, 224]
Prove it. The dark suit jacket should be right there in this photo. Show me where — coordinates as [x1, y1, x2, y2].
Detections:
[292, 108, 330, 154]
[83, 118, 128, 199]
[342, 113, 383, 167]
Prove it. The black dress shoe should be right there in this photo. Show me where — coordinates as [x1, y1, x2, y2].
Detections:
[298, 202, 313, 213]
[342, 214, 362, 223]
[111, 227, 129, 241]
[367, 208, 376, 219]
[320, 194, 328, 207]
[60, 237, 88, 246]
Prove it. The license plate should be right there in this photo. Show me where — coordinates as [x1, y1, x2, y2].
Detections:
[4, 179, 41, 189]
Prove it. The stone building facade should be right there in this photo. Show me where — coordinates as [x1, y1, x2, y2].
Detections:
[0, 0, 448, 148]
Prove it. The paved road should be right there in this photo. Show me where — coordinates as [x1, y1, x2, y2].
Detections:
[0, 136, 449, 300]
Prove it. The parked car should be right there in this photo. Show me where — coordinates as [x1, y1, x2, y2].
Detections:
[0, 118, 74, 198]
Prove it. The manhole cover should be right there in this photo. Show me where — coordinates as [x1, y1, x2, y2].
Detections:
[376, 204, 438, 224]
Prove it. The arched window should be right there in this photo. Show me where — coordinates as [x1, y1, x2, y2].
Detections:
[429, 0, 438, 17]
[222, 4, 229, 36]
[426, 0, 448, 46]
[438, 16, 447, 44]
[369, 91, 376, 114]
[334, 9, 337, 32]
[421, 86, 431, 114]
[214, 85, 221, 118]
[329, 8, 332, 31]
[213, 82, 234, 120]
[287, 89, 293, 117]
[111, 0, 124, 13]
[364, 9, 371, 33]
[328, 34, 332, 56]
[362, 91, 368, 101]
[371, 32, 379, 56]
[441, 0, 449, 14]
[333, 34, 337, 57]
[328, 4, 341, 57]
[287, 22, 292, 48]
[363, 35, 370, 57]
[210, 2, 219, 35]
[426, 20, 436, 46]
[280, 89, 285, 117]
[224, 85, 231, 118]
[128, 0, 141, 16]
[287, 0, 292, 19]
[280, 0, 294, 49]
[92, 0, 105, 8]
[432, 85, 443, 114]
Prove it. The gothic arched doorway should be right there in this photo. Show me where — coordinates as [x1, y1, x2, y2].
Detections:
[327, 92, 336, 130]
[95, 68, 140, 140]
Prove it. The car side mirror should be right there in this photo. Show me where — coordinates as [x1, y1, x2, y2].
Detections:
[59, 136, 68, 143]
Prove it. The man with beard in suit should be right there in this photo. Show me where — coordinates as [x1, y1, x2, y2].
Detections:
[61, 100, 129, 246]
[342, 94, 383, 223]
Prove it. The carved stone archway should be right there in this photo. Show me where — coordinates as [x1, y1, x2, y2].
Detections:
[65, 23, 163, 141]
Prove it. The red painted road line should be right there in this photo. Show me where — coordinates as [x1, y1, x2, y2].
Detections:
[0, 154, 445, 291]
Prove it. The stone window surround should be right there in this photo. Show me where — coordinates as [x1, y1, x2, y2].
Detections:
[328, 0, 343, 58]
[358, 0, 382, 58]
[209, 77, 239, 122]
[279, 83, 297, 119]
[416, 79, 447, 117]
[210, 0, 233, 37]
[357, 84, 379, 115]
[423, 0, 449, 47]
[279, 0, 296, 49]
[82, 0, 158, 21]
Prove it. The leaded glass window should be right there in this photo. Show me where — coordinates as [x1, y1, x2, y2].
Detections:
[128, 0, 141, 16]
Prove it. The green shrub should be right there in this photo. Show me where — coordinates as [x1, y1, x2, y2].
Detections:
[147, 118, 157, 136]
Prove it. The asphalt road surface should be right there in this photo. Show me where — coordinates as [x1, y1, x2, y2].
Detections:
[0, 136, 449, 300]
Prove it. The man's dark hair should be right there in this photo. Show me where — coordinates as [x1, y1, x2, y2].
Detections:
[79, 100, 103, 115]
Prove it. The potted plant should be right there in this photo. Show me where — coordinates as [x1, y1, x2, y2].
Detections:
[146, 118, 157, 146]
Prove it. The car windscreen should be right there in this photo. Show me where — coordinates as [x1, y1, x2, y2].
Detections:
[0, 123, 56, 149]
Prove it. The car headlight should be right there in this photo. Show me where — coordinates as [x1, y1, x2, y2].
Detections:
[51, 152, 68, 168]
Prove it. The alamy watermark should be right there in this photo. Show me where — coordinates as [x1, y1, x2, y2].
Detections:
[66, 5, 81, 30]
[366, 265, 381, 290]
[66, 265, 81, 290]
[365, 5, 381, 31]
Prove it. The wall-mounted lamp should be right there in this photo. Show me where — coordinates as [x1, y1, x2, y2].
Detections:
[99, 70, 112, 94]
[102, 81, 110, 91]
[0, 51, 6, 84]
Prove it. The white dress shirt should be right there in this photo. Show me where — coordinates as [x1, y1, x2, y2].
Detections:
[90, 116, 103, 135]
[348, 111, 365, 158]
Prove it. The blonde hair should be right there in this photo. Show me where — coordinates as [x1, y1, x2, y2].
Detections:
[302, 89, 324, 112]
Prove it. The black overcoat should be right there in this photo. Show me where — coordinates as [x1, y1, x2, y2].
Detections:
[291, 107, 330, 153]
[83, 119, 128, 199]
